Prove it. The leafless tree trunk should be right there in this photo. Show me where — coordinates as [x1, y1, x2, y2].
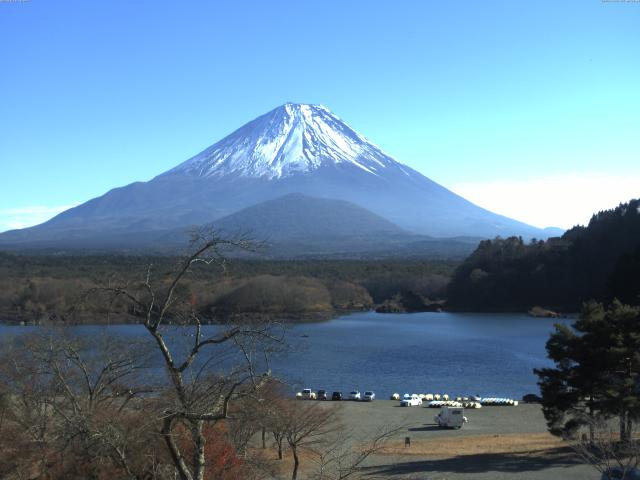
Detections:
[274, 431, 286, 460]
[90, 231, 283, 480]
[291, 443, 301, 480]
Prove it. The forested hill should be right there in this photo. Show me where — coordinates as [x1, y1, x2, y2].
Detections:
[446, 199, 640, 312]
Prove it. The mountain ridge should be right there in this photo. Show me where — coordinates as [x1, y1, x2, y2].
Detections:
[209, 193, 408, 240]
[0, 103, 563, 251]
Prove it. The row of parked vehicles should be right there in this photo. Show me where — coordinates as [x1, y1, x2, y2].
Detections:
[298, 389, 376, 401]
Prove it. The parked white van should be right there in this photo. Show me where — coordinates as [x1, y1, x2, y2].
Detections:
[301, 388, 317, 400]
[434, 406, 468, 428]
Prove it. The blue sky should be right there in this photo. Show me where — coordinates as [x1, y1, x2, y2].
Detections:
[1, 0, 639, 231]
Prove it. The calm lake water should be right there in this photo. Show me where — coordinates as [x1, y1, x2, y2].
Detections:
[0, 312, 570, 399]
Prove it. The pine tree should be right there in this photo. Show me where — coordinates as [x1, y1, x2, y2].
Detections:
[535, 300, 640, 441]
[598, 300, 640, 442]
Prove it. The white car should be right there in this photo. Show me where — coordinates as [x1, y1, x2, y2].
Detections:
[348, 390, 361, 401]
[400, 393, 422, 407]
[301, 388, 316, 400]
[363, 391, 375, 401]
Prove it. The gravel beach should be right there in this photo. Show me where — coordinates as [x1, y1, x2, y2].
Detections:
[315, 400, 599, 479]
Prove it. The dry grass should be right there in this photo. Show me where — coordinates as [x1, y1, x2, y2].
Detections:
[247, 445, 323, 477]
[380, 432, 565, 458]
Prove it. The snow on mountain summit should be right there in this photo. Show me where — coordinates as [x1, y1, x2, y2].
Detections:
[0, 103, 560, 245]
[166, 103, 403, 179]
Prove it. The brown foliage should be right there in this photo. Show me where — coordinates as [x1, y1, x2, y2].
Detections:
[211, 275, 333, 316]
[323, 280, 373, 310]
[0, 333, 162, 479]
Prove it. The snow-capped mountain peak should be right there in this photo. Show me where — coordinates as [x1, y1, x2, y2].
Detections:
[166, 103, 401, 179]
[0, 102, 559, 248]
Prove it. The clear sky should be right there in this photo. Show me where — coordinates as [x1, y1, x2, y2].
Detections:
[1, 0, 638, 232]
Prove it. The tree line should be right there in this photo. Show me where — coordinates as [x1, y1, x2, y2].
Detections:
[447, 199, 640, 312]
[0, 254, 453, 324]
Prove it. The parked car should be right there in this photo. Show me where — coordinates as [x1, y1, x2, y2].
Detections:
[317, 389, 328, 400]
[363, 391, 375, 401]
[331, 391, 343, 401]
[400, 393, 422, 407]
[348, 390, 361, 401]
[601, 467, 640, 480]
[301, 388, 316, 400]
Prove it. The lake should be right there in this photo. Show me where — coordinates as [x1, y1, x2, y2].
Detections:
[275, 311, 571, 399]
[0, 311, 569, 399]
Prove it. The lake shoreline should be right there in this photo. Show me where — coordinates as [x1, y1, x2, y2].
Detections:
[0, 308, 360, 326]
[0, 306, 577, 326]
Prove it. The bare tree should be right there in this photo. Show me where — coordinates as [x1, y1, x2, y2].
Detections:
[572, 414, 640, 479]
[0, 336, 56, 479]
[0, 331, 159, 479]
[309, 425, 404, 480]
[251, 379, 290, 460]
[280, 400, 340, 480]
[90, 231, 283, 480]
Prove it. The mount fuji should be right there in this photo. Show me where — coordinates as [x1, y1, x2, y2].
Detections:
[0, 103, 561, 253]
